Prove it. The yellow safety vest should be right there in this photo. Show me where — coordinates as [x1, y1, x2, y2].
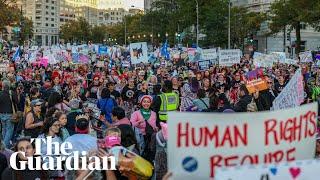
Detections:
[159, 92, 179, 121]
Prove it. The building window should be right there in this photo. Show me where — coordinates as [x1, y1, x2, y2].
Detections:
[46, 17, 48, 20]
[51, 18, 54, 21]
[46, 0, 49, 2]
[60, 18, 63, 22]
[51, 24, 54, 27]
[46, 6, 49, 9]
[51, 7, 54, 10]
[52, 1, 55, 4]
[300, 24, 307, 30]
[46, 11, 49, 15]
[46, 23, 48, 26]
[36, 4, 41, 8]
[51, 12, 54, 15]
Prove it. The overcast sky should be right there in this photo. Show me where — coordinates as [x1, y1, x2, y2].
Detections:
[124, 0, 144, 9]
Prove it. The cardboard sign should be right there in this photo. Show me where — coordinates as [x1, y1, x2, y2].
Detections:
[198, 60, 211, 71]
[216, 159, 320, 180]
[168, 103, 317, 179]
[246, 68, 264, 80]
[246, 78, 268, 93]
[283, 58, 297, 65]
[219, 49, 241, 66]
[130, 42, 148, 64]
[272, 68, 304, 110]
[299, 51, 313, 63]
[202, 48, 217, 60]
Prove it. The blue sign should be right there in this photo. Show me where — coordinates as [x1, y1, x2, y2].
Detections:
[182, 156, 198, 173]
[98, 46, 108, 55]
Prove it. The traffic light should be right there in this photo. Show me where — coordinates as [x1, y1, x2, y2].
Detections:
[287, 32, 291, 41]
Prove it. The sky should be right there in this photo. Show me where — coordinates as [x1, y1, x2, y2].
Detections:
[124, 0, 144, 9]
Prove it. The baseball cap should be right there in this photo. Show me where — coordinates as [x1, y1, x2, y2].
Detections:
[31, 99, 44, 107]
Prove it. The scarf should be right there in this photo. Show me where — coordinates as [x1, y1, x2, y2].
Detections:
[140, 108, 151, 121]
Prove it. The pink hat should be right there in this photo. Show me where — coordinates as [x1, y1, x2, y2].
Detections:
[139, 95, 153, 104]
[160, 122, 168, 141]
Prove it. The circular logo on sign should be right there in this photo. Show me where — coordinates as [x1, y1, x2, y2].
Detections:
[137, 83, 142, 91]
[126, 90, 134, 98]
[182, 156, 198, 173]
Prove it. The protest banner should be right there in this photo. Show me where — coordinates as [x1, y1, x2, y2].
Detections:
[168, 102, 317, 179]
[253, 52, 263, 59]
[299, 51, 313, 63]
[215, 159, 320, 180]
[201, 48, 217, 61]
[0, 60, 10, 72]
[218, 49, 241, 66]
[271, 68, 304, 110]
[246, 78, 268, 94]
[245, 68, 264, 80]
[130, 42, 148, 64]
[198, 60, 211, 71]
[253, 54, 274, 68]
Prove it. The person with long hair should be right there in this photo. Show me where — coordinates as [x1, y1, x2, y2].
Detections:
[54, 111, 70, 141]
[97, 87, 117, 124]
[1, 137, 47, 180]
[180, 77, 199, 111]
[37, 117, 63, 178]
[47, 91, 71, 113]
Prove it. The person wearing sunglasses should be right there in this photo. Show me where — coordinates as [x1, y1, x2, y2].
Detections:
[24, 99, 44, 138]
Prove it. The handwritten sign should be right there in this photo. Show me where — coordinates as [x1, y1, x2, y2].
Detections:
[0, 61, 10, 72]
[216, 159, 320, 180]
[253, 54, 274, 68]
[270, 52, 286, 63]
[168, 103, 317, 179]
[202, 48, 217, 60]
[299, 51, 313, 63]
[218, 49, 241, 66]
[272, 68, 304, 110]
[283, 58, 297, 65]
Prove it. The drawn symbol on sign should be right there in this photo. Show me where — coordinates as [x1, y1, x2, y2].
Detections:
[182, 156, 198, 173]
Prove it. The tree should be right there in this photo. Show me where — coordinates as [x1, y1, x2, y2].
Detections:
[91, 24, 107, 43]
[60, 17, 92, 43]
[269, 0, 318, 54]
[19, 17, 33, 43]
[0, 0, 20, 30]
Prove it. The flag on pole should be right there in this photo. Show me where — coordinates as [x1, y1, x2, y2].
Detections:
[161, 40, 170, 60]
[12, 46, 21, 61]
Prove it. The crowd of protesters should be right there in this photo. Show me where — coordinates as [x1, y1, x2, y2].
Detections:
[0, 43, 320, 180]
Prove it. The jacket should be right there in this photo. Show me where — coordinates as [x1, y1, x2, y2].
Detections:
[97, 98, 117, 123]
[234, 95, 252, 112]
[0, 90, 18, 114]
[130, 110, 157, 135]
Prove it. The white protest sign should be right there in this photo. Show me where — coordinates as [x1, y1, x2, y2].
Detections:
[216, 159, 320, 180]
[253, 54, 274, 68]
[270, 52, 286, 63]
[168, 103, 317, 179]
[283, 58, 297, 65]
[253, 52, 263, 59]
[130, 42, 148, 64]
[271, 68, 304, 110]
[299, 51, 313, 63]
[218, 49, 241, 66]
[202, 48, 217, 60]
[0, 60, 10, 72]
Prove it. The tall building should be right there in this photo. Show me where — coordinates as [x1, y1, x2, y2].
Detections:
[19, 0, 60, 46]
[232, 0, 320, 54]
[144, 0, 157, 11]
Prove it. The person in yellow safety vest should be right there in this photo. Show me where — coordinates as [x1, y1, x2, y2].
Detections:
[158, 80, 179, 122]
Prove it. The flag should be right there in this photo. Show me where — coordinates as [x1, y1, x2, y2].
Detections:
[12, 46, 21, 61]
[161, 40, 170, 60]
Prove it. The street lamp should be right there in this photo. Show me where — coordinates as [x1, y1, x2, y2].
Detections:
[138, 35, 140, 39]
[143, 34, 146, 38]
[158, 33, 160, 38]
[125, 5, 136, 46]
[165, 32, 168, 37]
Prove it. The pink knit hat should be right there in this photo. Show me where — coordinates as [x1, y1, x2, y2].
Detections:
[139, 95, 153, 104]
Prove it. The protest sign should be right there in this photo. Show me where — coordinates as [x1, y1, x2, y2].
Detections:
[98, 46, 108, 55]
[245, 68, 264, 80]
[0, 60, 10, 72]
[272, 68, 304, 110]
[201, 48, 217, 60]
[218, 49, 241, 66]
[216, 159, 320, 180]
[198, 60, 211, 71]
[253, 52, 263, 59]
[246, 78, 268, 93]
[283, 58, 297, 65]
[253, 54, 274, 68]
[130, 42, 148, 64]
[168, 102, 317, 179]
[71, 53, 80, 63]
[270, 52, 286, 63]
[299, 51, 313, 63]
